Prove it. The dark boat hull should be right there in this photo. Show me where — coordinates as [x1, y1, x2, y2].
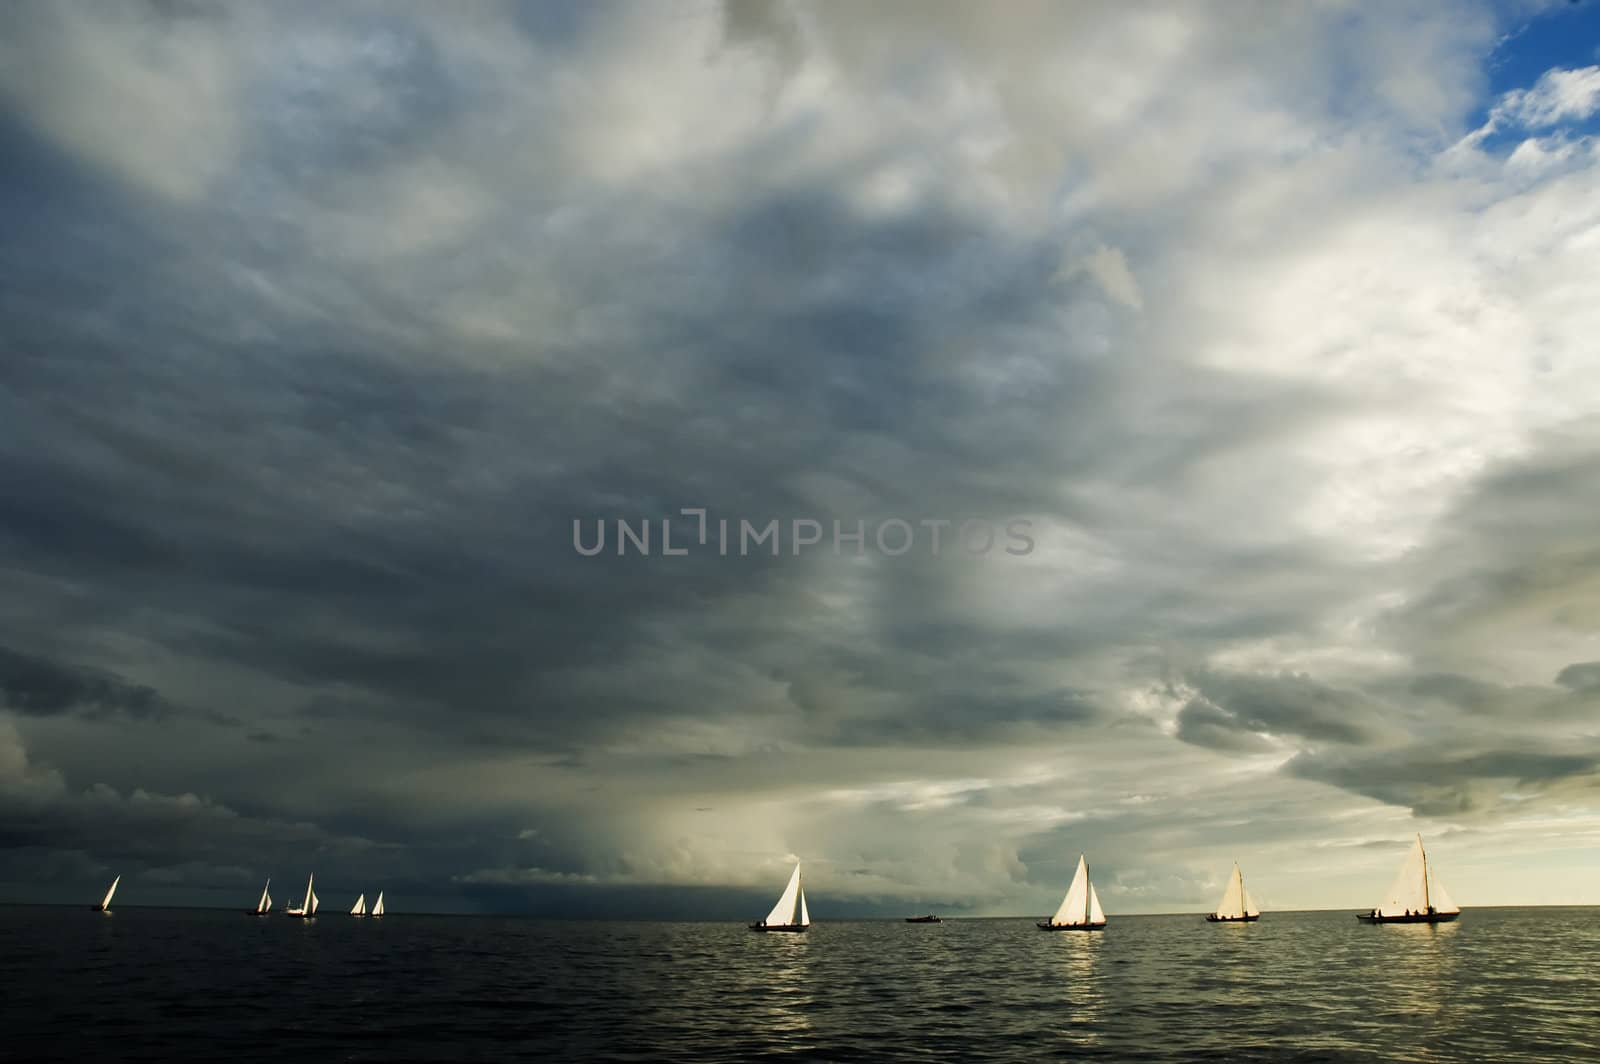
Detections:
[905, 916, 942, 923]
[1205, 914, 1260, 922]
[748, 923, 808, 932]
[1356, 912, 1460, 924]
[1037, 921, 1105, 931]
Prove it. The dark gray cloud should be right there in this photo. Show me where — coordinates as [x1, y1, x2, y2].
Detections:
[0, 646, 165, 720]
[1179, 671, 1383, 748]
[1286, 744, 1600, 818]
[0, 1, 1597, 914]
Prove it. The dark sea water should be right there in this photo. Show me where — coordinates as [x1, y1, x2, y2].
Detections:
[5, 905, 1598, 1062]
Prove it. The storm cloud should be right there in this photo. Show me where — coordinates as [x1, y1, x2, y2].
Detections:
[2, 0, 1600, 915]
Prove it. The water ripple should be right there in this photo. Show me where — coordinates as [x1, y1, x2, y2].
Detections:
[3, 907, 1597, 1061]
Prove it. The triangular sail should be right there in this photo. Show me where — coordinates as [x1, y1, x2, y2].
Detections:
[1050, 855, 1092, 926]
[265, 893, 272, 912]
[1377, 835, 1430, 917]
[256, 878, 271, 914]
[1087, 882, 1105, 925]
[351, 894, 365, 915]
[100, 875, 120, 910]
[798, 886, 810, 927]
[1214, 863, 1246, 918]
[1426, 855, 1460, 914]
[372, 892, 384, 916]
[1242, 886, 1260, 918]
[763, 863, 803, 926]
[301, 874, 315, 915]
[311, 890, 319, 915]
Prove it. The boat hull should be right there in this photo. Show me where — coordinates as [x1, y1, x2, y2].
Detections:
[1037, 921, 1105, 932]
[1205, 914, 1260, 922]
[749, 923, 808, 933]
[1356, 911, 1460, 924]
[905, 916, 942, 923]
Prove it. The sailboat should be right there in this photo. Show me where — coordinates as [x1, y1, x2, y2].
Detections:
[1357, 833, 1460, 924]
[284, 873, 319, 918]
[94, 875, 120, 912]
[1205, 862, 1261, 922]
[1038, 854, 1106, 931]
[749, 862, 810, 932]
[250, 878, 272, 915]
[350, 893, 367, 917]
[371, 891, 385, 917]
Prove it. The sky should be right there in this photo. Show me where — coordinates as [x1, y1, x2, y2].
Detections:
[1, 0, 1599, 918]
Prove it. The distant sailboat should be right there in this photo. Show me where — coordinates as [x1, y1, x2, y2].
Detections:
[1357, 834, 1461, 924]
[251, 878, 272, 915]
[905, 914, 942, 923]
[371, 892, 385, 917]
[1038, 854, 1106, 931]
[350, 893, 366, 917]
[285, 874, 318, 918]
[94, 875, 120, 913]
[749, 862, 810, 932]
[1206, 863, 1261, 922]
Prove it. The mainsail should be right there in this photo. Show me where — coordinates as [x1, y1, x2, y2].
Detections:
[1050, 855, 1103, 926]
[762, 862, 808, 927]
[1213, 863, 1261, 919]
[351, 893, 366, 916]
[372, 892, 385, 917]
[256, 878, 271, 914]
[1377, 834, 1459, 917]
[99, 875, 120, 911]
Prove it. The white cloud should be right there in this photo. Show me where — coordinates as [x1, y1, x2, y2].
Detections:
[1493, 64, 1600, 128]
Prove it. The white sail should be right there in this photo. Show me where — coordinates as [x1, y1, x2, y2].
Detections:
[1377, 835, 1431, 917]
[798, 885, 810, 927]
[351, 893, 366, 916]
[300, 874, 315, 915]
[256, 878, 271, 914]
[1426, 853, 1460, 915]
[1087, 882, 1105, 925]
[1051, 854, 1099, 926]
[265, 893, 272, 912]
[762, 863, 804, 926]
[100, 875, 120, 911]
[311, 890, 319, 915]
[372, 892, 384, 916]
[1213, 863, 1247, 918]
[1242, 886, 1261, 918]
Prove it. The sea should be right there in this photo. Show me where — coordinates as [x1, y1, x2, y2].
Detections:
[5, 905, 1597, 1062]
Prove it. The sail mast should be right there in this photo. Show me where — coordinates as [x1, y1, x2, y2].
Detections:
[1418, 834, 1430, 912]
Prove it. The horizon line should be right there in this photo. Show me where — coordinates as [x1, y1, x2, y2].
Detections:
[5, 900, 1597, 919]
